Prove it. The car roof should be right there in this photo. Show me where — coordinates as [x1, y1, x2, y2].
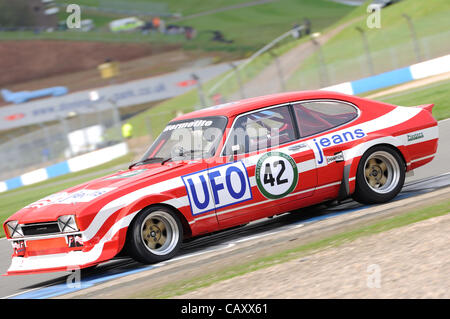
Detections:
[172, 90, 385, 122]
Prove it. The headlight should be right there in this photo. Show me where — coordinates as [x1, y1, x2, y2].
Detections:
[6, 221, 23, 238]
[57, 215, 79, 233]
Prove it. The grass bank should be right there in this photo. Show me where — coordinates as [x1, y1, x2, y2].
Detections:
[287, 0, 450, 90]
[376, 79, 450, 121]
[4, 0, 352, 54]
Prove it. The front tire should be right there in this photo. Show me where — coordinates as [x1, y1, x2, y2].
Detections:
[352, 146, 405, 204]
[127, 206, 183, 264]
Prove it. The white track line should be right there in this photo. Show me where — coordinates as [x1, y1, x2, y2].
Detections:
[2, 287, 43, 300]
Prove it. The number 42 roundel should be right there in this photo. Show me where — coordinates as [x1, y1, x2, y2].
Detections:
[255, 151, 298, 199]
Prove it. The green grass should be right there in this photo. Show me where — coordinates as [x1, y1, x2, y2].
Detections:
[0, 29, 186, 44]
[376, 79, 450, 121]
[171, 0, 352, 51]
[2, 0, 352, 53]
[287, 0, 450, 89]
[0, 153, 133, 237]
[320, 0, 450, 62]
[59, 0, 259, 18]
[132, 198, 450, 298]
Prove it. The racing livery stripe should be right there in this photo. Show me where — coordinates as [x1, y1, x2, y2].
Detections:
[10, 106, 434, 273]
[159, 132, 437, 225]
[84, 106, 430, 241]
[82, 178, 186, 241]
[187, 141, 436, 226]
[84, 127, 438, 239]
[5, 87, 441, 276]
[343, 126, 438, 163]
[411, 154, 435, 163]
[312, 106, 421, 145]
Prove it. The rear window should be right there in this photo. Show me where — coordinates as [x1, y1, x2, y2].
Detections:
[293, 100, 358, 137]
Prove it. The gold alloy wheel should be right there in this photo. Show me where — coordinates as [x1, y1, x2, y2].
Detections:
[142, 218, 167, 250]
[365, 158, 388, 188]
[363, 151, 400, 194]
[140, 211, 179, 256]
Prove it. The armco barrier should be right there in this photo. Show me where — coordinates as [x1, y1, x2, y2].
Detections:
[0, 63, 233, 131]
[0, 142, 128, 193]
[322, 54, 450, 95]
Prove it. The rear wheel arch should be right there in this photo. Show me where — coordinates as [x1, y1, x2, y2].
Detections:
[352, 144, 406, 204]
[350, 141, 408, 175]
[341, 142, 406, 199]
[367, 143, 407, 168]
[348, 133, 408, 167]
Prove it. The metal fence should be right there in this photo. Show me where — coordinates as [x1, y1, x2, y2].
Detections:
[0, 108, 123, 180]
[206, 29, 450, 104]
[287, 30, 450, 92]
[205, 26, 306, 105]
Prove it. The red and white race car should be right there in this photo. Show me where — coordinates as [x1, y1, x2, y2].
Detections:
[3, 91, 438, 275]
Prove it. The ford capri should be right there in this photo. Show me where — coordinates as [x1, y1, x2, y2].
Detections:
[3, 91, 438, 275]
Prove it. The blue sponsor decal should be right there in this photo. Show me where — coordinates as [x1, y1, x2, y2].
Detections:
[313, 128, 366, 165]
[182, 161, 253, 216]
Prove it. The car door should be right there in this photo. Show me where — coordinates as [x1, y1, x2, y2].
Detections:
[215, 103, 318, 227]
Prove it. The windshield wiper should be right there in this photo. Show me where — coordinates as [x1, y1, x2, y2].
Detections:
[128, 157, 165, 169]
[161, 157, 172, 165]
[131, 150, 205, 169]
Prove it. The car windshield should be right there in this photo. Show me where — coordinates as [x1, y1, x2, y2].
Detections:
[140, 116, 228, 162]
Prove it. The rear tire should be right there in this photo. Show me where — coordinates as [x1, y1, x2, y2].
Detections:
[352, 146, 405, 204]
[127, 205, 183, 264]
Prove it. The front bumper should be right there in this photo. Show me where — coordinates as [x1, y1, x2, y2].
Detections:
[4, 233, 104, 276]
[6, 251, 102, 275]
[4, 210, 135, 275]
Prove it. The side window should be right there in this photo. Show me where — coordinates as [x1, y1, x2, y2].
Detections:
[293, 100, 358, 137]
[224, 106, 296, 155]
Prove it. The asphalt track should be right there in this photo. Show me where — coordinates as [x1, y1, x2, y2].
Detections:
[1, 119, 449, 299]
